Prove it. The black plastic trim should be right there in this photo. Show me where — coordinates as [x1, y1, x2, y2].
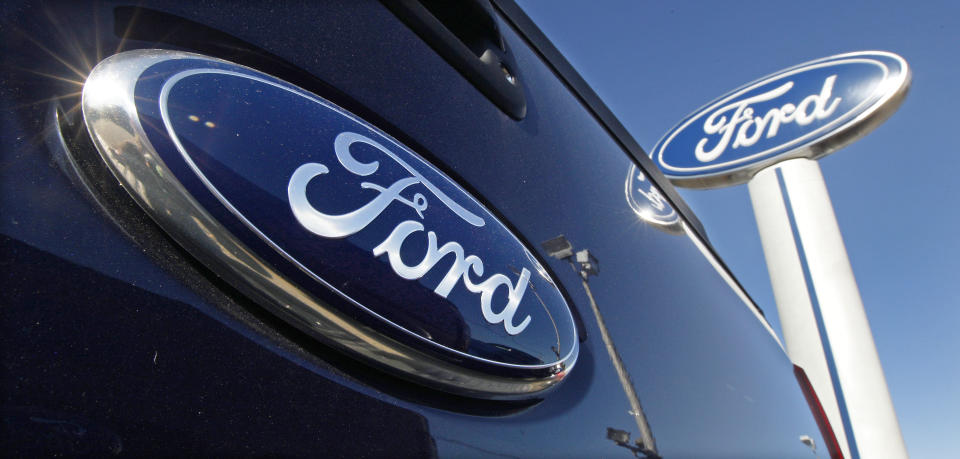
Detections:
[383, 0, 528, 119]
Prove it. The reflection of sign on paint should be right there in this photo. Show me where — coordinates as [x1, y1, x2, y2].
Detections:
[625, 164, 681, 233]
[651, 51, 910, 189]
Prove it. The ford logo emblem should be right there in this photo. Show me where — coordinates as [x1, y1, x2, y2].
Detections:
[81, 50, 578, 398]
[651, 51, 910, 188]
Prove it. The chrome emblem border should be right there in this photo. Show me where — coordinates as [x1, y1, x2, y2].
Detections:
[81, 49, 577, 398]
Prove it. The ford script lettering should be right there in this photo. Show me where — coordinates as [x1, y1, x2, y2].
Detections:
[695, 76, 840, 163]
[81, 50, 578, 397]
[288, 132, 531, 335]
[652, 51, 909, 188]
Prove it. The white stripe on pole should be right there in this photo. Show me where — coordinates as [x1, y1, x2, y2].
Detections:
[748, 166, 851, 459]
[780, 158, 907, 458]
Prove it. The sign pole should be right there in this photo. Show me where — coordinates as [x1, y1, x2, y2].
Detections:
[776, 158, 907, 458]
[747, 165, 851, 458]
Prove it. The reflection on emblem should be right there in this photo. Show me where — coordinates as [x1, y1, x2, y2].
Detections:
[652, 51, 910, 188]
[624, 164, 681, 233]
[81, 49, 577, 398]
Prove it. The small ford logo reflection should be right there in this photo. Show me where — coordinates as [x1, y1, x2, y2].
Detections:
[625, 164, 681, 233]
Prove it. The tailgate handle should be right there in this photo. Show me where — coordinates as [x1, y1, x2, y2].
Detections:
[384, 0, 527, 119]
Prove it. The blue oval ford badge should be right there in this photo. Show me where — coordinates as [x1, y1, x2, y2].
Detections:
[81, 50, 577, 398]
[651, 51, 910, 188]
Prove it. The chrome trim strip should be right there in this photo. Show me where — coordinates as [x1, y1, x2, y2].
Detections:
[681, 221, 785, 351]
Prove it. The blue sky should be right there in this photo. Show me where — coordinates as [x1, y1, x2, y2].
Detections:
[517, 1, 959, 457]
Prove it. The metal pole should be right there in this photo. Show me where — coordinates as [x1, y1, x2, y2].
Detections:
[779, 158, 907, 458]
[748, 166, 851, 458]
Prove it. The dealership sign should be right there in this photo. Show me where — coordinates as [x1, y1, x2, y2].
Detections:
[651, 51, 909, 188]
[647, 51, 912, 458]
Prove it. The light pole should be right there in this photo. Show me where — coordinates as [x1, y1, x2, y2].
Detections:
[543, 235, 659, 458]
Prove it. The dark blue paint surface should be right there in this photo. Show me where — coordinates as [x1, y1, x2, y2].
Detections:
[1, 1, 827, 457]
[0, 236, 437, 457]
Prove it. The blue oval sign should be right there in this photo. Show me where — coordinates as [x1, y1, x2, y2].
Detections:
[651, 51, 909, 188]
[82, 50, 577, 397]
